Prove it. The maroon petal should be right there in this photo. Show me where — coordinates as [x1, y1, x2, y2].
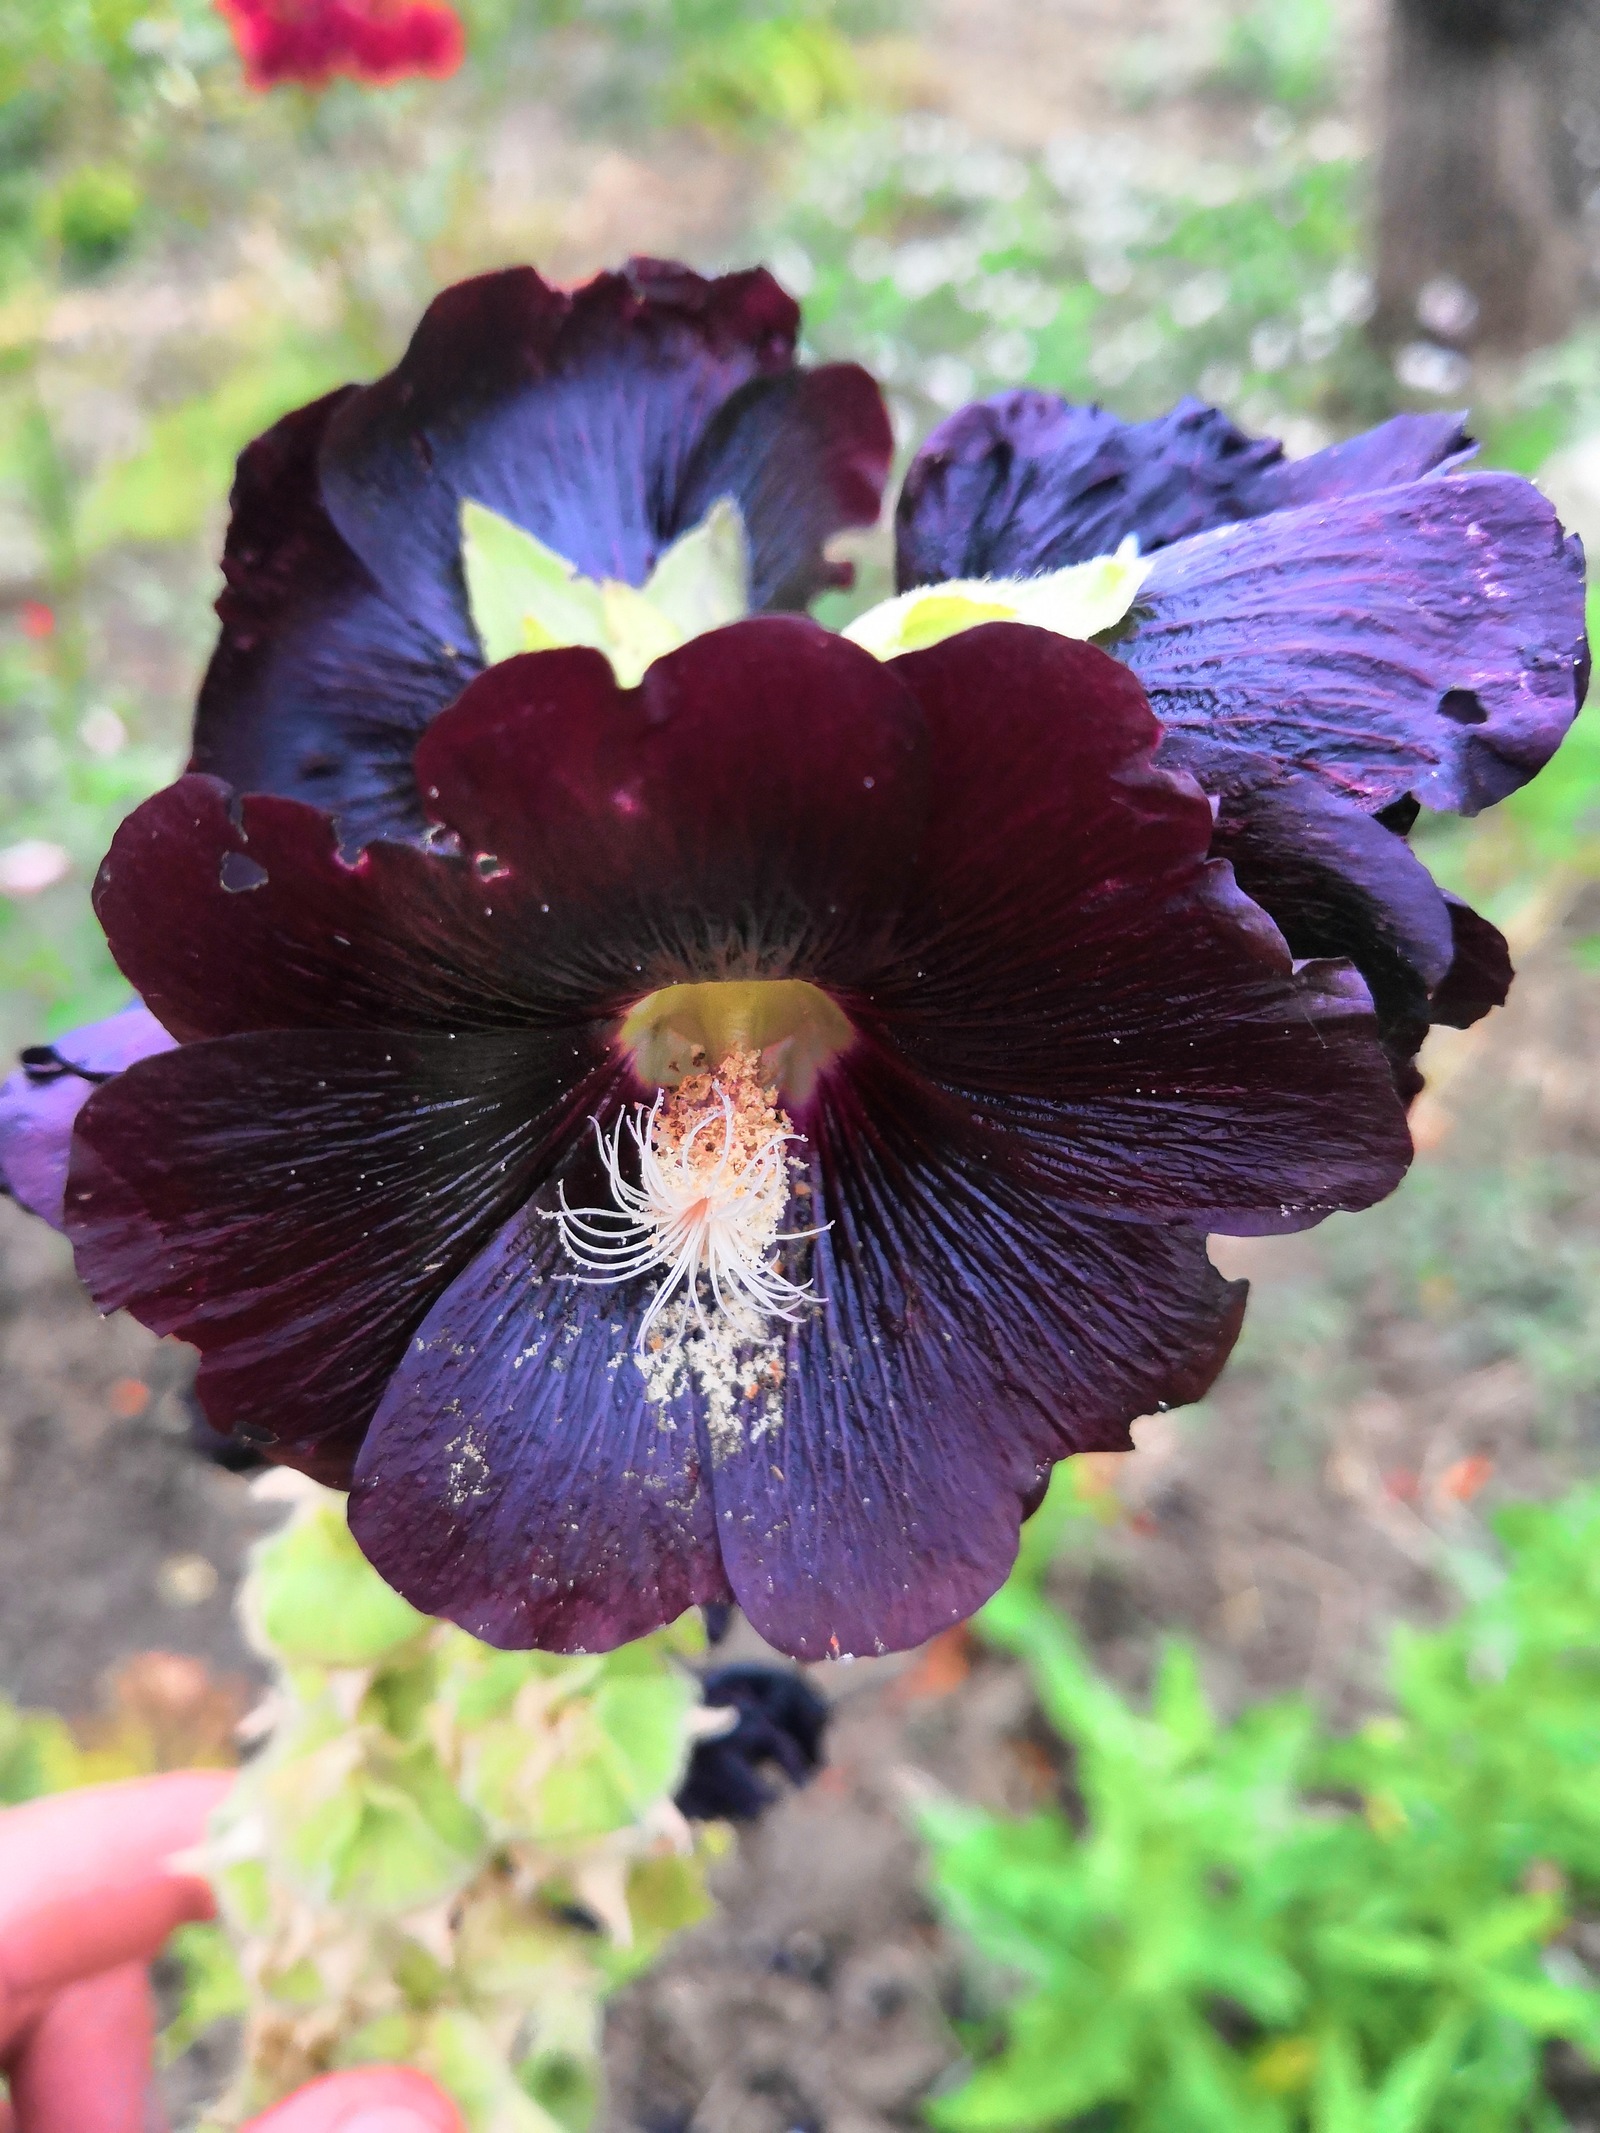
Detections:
[63, 1030, 594, 1479]
[190, 389, 479, 850]
[874, 625, 1412, 1229]
[711, 1041, 1247, 1659]
[348, 1180, 731, 1653]
[93, 778, 525, 1043]
[893, 391, 1471, 586]
[0, 1006, 174, 1230]
[102, 622, 927, 1051]
[1127, 473, 1587, 814]
[1431, 894, 1513, 1029]
[413, 619, 928, 1003]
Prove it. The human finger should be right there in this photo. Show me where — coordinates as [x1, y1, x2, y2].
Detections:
[0, 1772, 229, 2048]
[243, 2066, 466, 2132]
[3, 1961, 155, 2133]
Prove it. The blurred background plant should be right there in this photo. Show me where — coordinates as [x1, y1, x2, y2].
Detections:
[920, 1479, 1600, 2133]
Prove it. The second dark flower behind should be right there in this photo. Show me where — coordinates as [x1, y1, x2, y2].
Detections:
[192, 256, 893, 850]
[896, 389, 1589, 1099]
[68, 619, 1410, 1661]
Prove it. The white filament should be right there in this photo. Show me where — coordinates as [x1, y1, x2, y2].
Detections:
[553, 1086, 824, 1355]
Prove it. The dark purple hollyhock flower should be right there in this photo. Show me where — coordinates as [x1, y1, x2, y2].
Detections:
[61, 619, 1409, 1659]
[895, 390, 1588, 1098]
[675, 1663, 830, 1822]
[0, 257, 893, 1232]
[191, 255, 893, 850]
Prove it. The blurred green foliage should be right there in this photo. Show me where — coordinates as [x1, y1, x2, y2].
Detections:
[1212, 0, 1338, 110]
[922, 1484, 1600, 2133]
[0, 1482, 720, 2133]
[202, 1482, 715, 2132]
[776, 113, 1389, 487]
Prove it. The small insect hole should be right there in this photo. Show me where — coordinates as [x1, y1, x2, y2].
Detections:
[1439, 687, 1489, 726]
[220, 851, 269, 893]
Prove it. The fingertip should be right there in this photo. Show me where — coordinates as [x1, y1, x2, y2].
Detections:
[242, 2065, 465, 2133]
[5, 1960, 155, 2133]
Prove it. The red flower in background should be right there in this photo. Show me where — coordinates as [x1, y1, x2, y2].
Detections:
[217, 0, 465, 90]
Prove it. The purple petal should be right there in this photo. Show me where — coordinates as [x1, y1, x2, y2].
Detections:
[874, 625, 1413, 1231]
[672, 363, 892, 608]
[348, 1181, 731, 1653]
[64, 1029, 597, 1481]
[1207, 767, 1456, 1090]
[0, 1005, 174, 1230]
[894, 392, 1472, 585]
[190, 388, 479, 850]
[1126, 472, 1587, 814]
[1250, 411, 1473, 510]
[192, 261, 891, 847]
[319, 259, 885, 629]
[710, 1041, 1248, 1659]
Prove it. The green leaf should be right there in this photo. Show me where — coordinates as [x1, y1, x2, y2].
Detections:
[413, 2007, 563, 2133]
[458, 496, 751, 687]
[310, 1754, 486, 1915]
[459, 501, 608, 667]
[0, 1696, 82, 1803]
[1311, 2025, 1369, 2133]
[640, 495, 750, 638]
[158, 1922, 248, 2063]
[248, 1490, 430, 1668]
[1370, 2003, 1470, 2133]
[842, 539, 1152, 661]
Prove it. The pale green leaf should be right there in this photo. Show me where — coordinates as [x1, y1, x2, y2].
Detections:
[640, 495, 750, 638]
[459, 496, 751, 686]
[843, 538, 1153, 661]
[459, 501, 607, 666]
[249, 1491, 429, 1668]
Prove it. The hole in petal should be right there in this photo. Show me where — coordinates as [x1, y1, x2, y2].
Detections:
[620, 979, 854, 1104]
[19, 1045, 70, 1082]
[474, 851, 508, 880]
[219, 851, 269, 892]
[1438, 687, 1489, 726]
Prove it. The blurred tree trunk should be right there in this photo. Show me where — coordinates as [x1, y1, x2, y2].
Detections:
[1376, 0, 1600, 358]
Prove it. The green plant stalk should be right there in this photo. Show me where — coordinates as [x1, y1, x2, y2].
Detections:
[185, 1478, 721, 2133]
